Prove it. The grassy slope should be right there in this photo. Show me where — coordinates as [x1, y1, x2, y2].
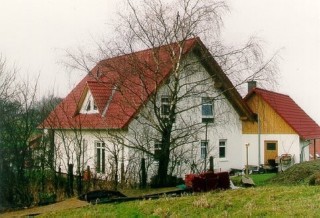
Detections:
[41, 186, 320, 217]
[41, 161, 320, 217]
[270, 160, 320, 185]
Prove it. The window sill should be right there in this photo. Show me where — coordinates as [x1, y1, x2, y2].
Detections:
[219, 158, 228, 162]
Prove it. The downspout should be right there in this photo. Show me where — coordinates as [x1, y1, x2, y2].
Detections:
[314, 138, 316, 160]
[257, 114, 261, 166]
[204, 122, 208, 172]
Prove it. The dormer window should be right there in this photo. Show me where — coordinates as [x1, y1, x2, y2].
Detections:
[80, 91, 99, 114]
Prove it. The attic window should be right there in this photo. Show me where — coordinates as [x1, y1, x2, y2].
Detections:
[202, 97, 214, 123]
[80, 92, 98, 114]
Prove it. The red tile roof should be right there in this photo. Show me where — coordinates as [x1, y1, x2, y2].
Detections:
[246, 88, 320, 140]
[40, 37, 255, 130]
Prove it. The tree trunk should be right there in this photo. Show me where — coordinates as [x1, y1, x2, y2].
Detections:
[114, 156, 119, 190]
[140, 158, 147, 189]
[156, 128, 171, 187]
[67, 164, 74, 197]
[157, 152, 170, 187]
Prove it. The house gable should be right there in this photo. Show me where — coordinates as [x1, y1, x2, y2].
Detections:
[243, 88, 320, 139]
[242, 93, 296, 134]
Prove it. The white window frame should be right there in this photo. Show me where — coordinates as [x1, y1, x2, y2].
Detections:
[161, 95, 170, 116]
[80, 91, 98, 114]
[95, 141, 106, 174]
[219, 139, 227, 158]
[201, 97, 214, 123]
[201, 140, 208, 159]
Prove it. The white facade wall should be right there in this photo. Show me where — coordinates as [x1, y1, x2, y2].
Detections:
[242, 134, 308, 169]
[53, 129, 130, 179]
[123, 53, 245, 177]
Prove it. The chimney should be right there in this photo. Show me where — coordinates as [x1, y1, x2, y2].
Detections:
[248, 81, 257, 93]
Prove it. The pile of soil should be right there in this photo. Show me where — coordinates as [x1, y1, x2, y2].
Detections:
[269, 160, 320, 185]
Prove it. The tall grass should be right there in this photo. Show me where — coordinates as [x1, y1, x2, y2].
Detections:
[41, 185, 320, 217]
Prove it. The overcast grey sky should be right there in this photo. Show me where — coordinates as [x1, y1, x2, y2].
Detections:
[1, 0, 320, 124]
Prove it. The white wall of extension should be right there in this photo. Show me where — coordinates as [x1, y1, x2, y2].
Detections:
[242, 134, 309, 167]
[53, 129, 130, 179]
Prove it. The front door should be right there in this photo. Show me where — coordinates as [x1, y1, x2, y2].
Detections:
[264, 141, 278, 164]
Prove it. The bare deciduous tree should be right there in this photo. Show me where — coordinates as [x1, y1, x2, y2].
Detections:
[63, 0, 278, 187]
[0, 64, 42, 206]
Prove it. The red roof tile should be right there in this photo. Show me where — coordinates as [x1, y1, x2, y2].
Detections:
[41, 38, 198, 129]
[40, 37, 255, 130]
[246, 88, 320, 139]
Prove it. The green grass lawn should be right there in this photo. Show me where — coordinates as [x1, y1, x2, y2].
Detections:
[40, 162, 320, 217]
[41, 185, 320, 217]
[230, 173, 276, 187]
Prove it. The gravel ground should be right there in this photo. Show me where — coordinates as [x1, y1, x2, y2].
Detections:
[0, 198, 89, 217]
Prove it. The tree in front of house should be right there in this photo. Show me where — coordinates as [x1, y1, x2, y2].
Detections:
[59, 0, 278, 187]
[78, 0, 277, 187]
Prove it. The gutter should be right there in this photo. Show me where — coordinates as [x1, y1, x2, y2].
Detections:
[257, 114, 261, 166]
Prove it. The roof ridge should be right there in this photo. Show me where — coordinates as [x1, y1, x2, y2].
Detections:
[97, 37, 199, 66]
[253, 87, 289, 97]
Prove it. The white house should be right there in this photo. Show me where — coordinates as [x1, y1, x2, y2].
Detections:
[41, 37, 320, 184]
[41, 37, 257, 183]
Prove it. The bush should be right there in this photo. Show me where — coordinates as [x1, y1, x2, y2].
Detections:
[309, 172, 320, 186]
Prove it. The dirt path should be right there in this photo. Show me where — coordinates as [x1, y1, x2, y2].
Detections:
[0, 198, 89, 217]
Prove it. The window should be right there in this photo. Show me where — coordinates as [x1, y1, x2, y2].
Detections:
[219, 140, 226, 158]
[202, 97, 214, 123]
[201, 140, 208, 159]
[95, 142, 105, 173]
[154, 140, 161, 160]
[267, 142, 276, 150]
[85, 95, 98, 112]
[161, 95, 170, 116]
[82, 139, 88, 167]
[80, 92, 98, 114]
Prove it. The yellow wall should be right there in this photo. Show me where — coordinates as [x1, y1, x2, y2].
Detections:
[242, 94, 296, 134]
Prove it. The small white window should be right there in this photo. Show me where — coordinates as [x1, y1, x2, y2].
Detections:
[95, 142, 105, 173]
[161, 95, 170, 116]
[219, 139, 226, 158]
[202, 97, 214, 123]
[201, 140, 208, 159]
[80, 91, 98, 114]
